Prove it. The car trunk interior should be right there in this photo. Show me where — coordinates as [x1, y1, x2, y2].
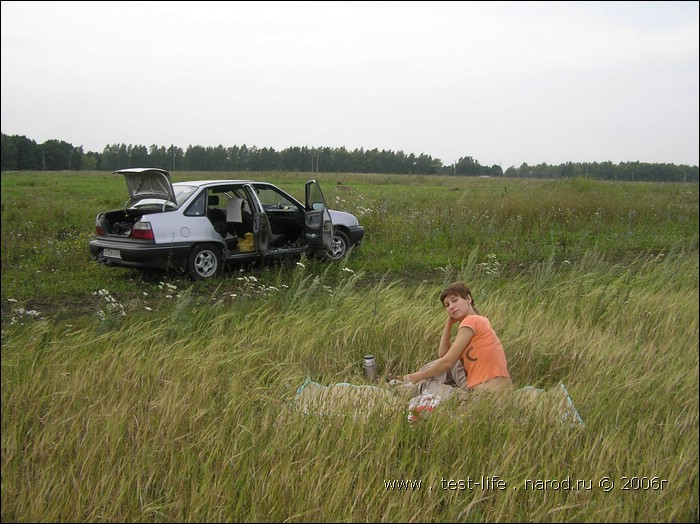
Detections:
[100, 209, 156, 236]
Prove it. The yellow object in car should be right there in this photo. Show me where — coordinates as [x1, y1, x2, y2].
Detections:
[238, 232, 254, 252]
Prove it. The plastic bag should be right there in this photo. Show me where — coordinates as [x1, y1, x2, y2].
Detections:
[407, 393, 443, 423]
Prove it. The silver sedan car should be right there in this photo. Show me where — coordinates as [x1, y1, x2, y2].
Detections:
[89, 168, 365, 279]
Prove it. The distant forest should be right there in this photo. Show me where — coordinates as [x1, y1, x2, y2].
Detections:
[1, 133, 697, 182]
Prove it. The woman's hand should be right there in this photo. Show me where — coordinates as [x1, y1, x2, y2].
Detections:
[446, 315, 459, 328]
[403, 373, 417, 383]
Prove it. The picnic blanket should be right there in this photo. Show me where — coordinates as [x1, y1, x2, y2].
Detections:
[293, 378, 400, 419]
[514, 382, 585, 426]
[292, 377, 584, 425]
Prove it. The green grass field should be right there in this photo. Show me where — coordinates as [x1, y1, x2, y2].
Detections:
[2, 171, 698, 522]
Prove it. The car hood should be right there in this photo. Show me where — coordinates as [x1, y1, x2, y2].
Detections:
[329, 209, 359, 227]
[115, 168, 178, 206]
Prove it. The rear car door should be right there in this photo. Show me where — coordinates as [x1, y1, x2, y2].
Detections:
[304, 180, 333, 250]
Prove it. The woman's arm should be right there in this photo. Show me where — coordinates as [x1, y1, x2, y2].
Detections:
[438, 317, 459, 357]
[404, 326, 474, 383]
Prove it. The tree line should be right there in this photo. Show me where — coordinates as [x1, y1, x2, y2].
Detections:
[1, 133, 697, 182]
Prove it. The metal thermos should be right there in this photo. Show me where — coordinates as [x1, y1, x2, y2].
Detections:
[363, 354, 378, 382]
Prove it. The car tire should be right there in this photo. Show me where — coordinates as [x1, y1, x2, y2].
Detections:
[188, 244, 222, 280]
[327, 229, 351, 260]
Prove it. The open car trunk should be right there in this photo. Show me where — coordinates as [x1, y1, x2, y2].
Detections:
[97, 209, 161, 237]
[97, 168, 179, 238]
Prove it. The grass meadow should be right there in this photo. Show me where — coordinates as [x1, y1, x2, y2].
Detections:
[1, 171, 698, 522]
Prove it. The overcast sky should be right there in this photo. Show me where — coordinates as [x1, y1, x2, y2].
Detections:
[2, 1, 698, 169]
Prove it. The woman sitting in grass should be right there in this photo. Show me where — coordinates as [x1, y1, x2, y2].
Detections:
[400, 282, 512, 398]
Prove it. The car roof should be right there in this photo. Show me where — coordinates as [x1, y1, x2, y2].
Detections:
[173, 180, 263, 186]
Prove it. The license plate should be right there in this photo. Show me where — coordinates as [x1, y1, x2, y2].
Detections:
[103, 248, 121, 259]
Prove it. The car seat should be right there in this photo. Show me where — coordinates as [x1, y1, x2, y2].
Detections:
[207, 194, 226, 236]
[240, 199, 254, 236]
[226, 197, 243, 224]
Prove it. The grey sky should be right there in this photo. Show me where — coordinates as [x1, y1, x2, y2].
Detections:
[2, 1, 698, 169]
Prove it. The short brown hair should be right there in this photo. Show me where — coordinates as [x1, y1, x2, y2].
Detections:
[439, 282, 480, 314]
[440, 282, 472, 304]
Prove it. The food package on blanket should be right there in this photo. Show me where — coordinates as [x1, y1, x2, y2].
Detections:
[407, 393, 443, 423]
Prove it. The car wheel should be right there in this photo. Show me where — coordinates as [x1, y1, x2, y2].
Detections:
[188, 244, 222, 280]
[327, 229, 350, 260]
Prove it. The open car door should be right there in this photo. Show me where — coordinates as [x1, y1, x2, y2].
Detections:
[304, 180, 333, 251]
[243, 184, 270, 254]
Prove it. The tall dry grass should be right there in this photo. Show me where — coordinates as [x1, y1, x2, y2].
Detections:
[2, 249, 697, 522]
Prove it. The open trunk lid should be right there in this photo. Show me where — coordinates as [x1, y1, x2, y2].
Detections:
[115, 167, 177, 207]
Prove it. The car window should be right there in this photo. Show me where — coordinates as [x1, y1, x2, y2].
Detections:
[184, 191, 206, 216]
[131, 198, 178, 210]
[254, 186, 299, 211]
[174, 185, 198, 207]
